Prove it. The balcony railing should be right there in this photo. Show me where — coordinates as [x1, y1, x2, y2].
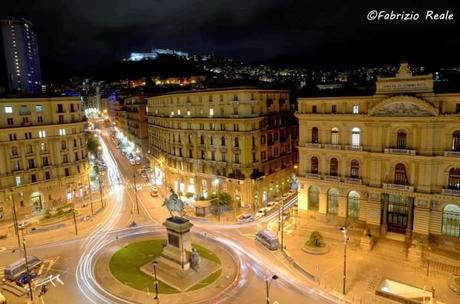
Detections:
[324, 175, 340, 181]
[345, 145, 363, 151]
[324, 144, 341, 150]
[345, 177, 362, 184]
[306, 173, 321, 179]
[444, 150, 460, 157]
[384, 148, 416, 155]
[19, 110, 31, 115]
[305, 143, 321, 148]
[441, 188, 460, 197]
[382, 183, 414, 192]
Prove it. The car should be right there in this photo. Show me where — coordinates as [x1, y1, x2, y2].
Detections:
[282, 210, 290, 221]
[288, 189, 297, 195]
[135, 184, 142, 191]
[255, 207, 269, 218]
[16, 272, 37, 287]
[150, 187, 159, 197]
[18, 222, 29, 229]
[266, 201, 278, 211]
[281, 192, 291, 199]
[237, 214, 255, 224]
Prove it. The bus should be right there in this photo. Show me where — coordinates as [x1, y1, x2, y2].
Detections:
[256, 230, 279, 251]
[4, 256, 42, 280]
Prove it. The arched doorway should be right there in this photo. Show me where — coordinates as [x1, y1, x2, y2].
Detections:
[442, 204, 460, 237]
[347, 191, 360, 219]
[327, 188, 339, 215]
[308, 186, 319, 211]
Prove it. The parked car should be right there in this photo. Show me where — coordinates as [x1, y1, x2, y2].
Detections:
[255, 207, 269, 218]
[266, 201, 278, 211]
[18, 222, 29, 230]
[255, 230, 279, 250]
[150, 187, 159, 197]
[281, 192, 291, 200]
[237, 214, 255, 224]
[16, 272, 37, 287]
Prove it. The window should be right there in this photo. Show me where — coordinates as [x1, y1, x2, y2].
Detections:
[210, 136, 214, 145]
[351, 127, 360, 146]
[452, 131, 460, 151]
[42, 156, 49, 166]
[234, 137, 239, 148]
[25, 132, 32, 139]
[394, 163, 408, 185]
[65, 168, 70, 176]
[40, 142, 47, 151]
[26, 144, 33, 153]
[209, 108, 214, 116]
[15, 176, 21, 186]
[222, 152, 226, 162]
[31, 174, 37, 183]
[331, 128, 339, 145]
[448, 168, 460, 190]
[234, 153, 240, 163]
[396, 131, 407, 149]
[308, 186, 319, 210]
[233, 105, 238, 115]
[347, 191, 360, 219]
[312, 105, 317, 113]
[350, 159, 360, 178]
[352, 105, 359, 114]
[28, 158, 35, 169]
[59, 115, 64, 124]
[11, 146, 18, 156]
[59, 128, 66, 136]
[9, 134, 17, 141]
[35, 105, 42, 112]
[200, 135, 205, 145]
[37, 116, 43, 123]
[442, 204, 460, 237]
[327, 188, 339, 215]
[330, 158, 338, 176]
[7, 118, 13, 125]
[45, 171, 50, 180]
[311, 127, 319, 143]
[187, 110, 191, 116]
[331, 105, 336, 114]
[261, 151, 266, 161]
[177, 109, 181, 115]
[38, 130, 46, 138]
[4, 106, 13, 114]
[311, 157, 319, 174]
[73, 139, 77, 147]
[233, 124, 239, 131]
[261, 135, 266, 144]
[455, 103, 460, 114]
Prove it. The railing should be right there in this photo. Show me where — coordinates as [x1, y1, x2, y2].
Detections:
[324, 175, 340, 181]
[306, 173, 321, 179]
[444, 150, 460, 157]
[305, 143, 321, 148]
[441, 188, 460, 197]
[324, 144, 341, 150]
[382, 183, 414, 192]
[345, 177, 362, 184]
[384, 148, 416, 155]
[345, 145, 363, 151]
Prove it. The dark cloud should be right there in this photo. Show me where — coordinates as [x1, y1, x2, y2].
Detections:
[2, 0, 460, 78]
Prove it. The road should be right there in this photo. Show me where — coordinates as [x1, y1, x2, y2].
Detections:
[0, 127, 336, 304]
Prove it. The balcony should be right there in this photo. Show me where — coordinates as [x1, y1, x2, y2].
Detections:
[384, 148, 416, 155]
[324, 144, 341, 150]
[305, 143, 321, 148]
[306, 173, 321, 179]
[345, 177, 362, 184]
[21, 122, 33, 127]
[324, 175, 340, 182]
[19, 110, 31, 115]
[382, 183, 414, 192]
[444, 150, 460, 157]
[345, 145, 363, 151]
[441, 188, 460, 197]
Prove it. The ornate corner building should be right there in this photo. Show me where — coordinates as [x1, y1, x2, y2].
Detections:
[296, 63, 460, 247]
[147, 87, 298, 208]
[0, 97, 89, 220]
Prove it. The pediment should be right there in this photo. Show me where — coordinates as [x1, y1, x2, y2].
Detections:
[369, 95, 437, 117]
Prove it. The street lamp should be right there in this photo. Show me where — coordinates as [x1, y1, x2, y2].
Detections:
[265, 274, 278, 304]
[152, 261, 159, 303]
[133, 171, 140, 214]
[9, 190, 22, 252]
[340, 226, 349, 295]
[22, 237, 34, 301]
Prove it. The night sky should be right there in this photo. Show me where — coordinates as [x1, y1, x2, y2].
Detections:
[3, 0, 460, 79]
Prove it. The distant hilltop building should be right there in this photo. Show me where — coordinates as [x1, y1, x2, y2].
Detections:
[125, 48, 189, 61]
[1, 17, 42, 95]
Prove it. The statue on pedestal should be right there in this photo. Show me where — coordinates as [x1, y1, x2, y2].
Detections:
[190, 248, 201, 271]
[162, 188, 186, 218]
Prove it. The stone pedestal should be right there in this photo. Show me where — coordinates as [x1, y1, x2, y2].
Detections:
[360, 235, 375, 251]
[156, 217, 193, 270]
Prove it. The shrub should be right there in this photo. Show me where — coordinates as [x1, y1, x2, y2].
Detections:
[305, 231, 326, 248]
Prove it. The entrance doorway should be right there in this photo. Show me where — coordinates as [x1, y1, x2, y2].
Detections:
[31, 194, 43, 213]
[384, 194, 413, 234]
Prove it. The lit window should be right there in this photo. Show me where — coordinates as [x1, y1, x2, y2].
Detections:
[352, 127, 360, 146]
[177, 109, 181, 115]
[38, 130, 46, 138]
[35, 105, 42, 112]
[4, 106, 13, 114]
[187, 110, 191, 116]
[170, 111, 174, 116]
[15, 176, 21, 186]
[352, 105, 359, 114]
[209, 108, 214, 116]
[59, 128, 66, 136]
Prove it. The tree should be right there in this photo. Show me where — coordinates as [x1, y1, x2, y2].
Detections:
[210, 192, 233, 221]
[305, 231, 326, 248]
[87, 135, 100, 156]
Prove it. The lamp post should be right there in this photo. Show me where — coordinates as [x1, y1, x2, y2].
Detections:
[133, 172, 140, 214]
[152, 261, 159, 303]
[9, 190, 22, 252]
[265, 274, 278, 304]
[340, 227, 349, 295]
[280, 199, 285, 251]
[22, 237, 34, 301]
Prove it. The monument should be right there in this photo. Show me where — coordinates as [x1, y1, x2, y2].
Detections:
[140, 189, 220, 291]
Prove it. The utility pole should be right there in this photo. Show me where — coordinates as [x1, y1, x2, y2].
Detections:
[87, 174, 94, 216]
[133, 172, 139, 214]
[10, 191, 22, 252]
[72, 207, 78, 235]
[22, 237, 34, 301]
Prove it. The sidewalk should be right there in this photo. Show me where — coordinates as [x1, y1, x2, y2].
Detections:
[279, 211, 458, 303]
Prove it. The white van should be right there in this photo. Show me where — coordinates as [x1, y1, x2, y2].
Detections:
[256, 230, 279, 250]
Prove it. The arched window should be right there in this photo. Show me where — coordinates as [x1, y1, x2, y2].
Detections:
[448, 168, 460, 190]
[330, 158, 338, 176]
[312, 127, 319, 143]
[348, 191, 360, 219]
[396, 131, 407, 149]
[327, 188, 339, 215]
[311, 157, 319, 174]
[351, 127, 360, 146]
[331, 128, 339, 145]
[234, 137, 239, 147]
[394, 163, 408, 185]
[11, 146, 18, 156]
[221, 136, 226, 146]
[442, 204, 460, 237]
[350, 159, 360, 178]
[452, 131, 460, 151]
[308, 185, 319, 211]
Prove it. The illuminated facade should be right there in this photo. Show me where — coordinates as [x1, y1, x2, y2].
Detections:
[117, 96, 148, 153]
[296, 63, 460, 247]
[0, 97, 89, 220]
[148, 88, 298, 208]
